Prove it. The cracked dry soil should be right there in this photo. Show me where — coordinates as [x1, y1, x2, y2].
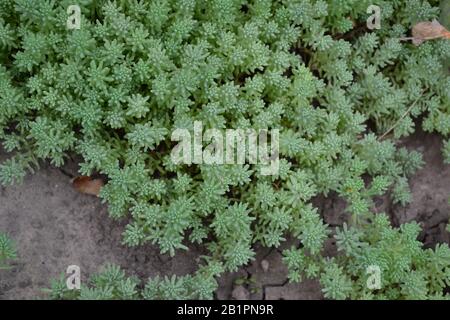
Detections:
[0, 130, 449, 300]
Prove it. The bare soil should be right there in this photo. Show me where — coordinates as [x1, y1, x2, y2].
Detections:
[0, 131, 449, 300]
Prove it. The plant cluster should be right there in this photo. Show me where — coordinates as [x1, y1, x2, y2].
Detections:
[0, 233, 16, 269]
[0, 0, 449, 299]
[48, 263, 222, 300]
[284, 215, 450, 299]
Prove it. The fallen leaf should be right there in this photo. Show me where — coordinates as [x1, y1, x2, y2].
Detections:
[411, 19, 450, 45]
[72, 176, 103, 197]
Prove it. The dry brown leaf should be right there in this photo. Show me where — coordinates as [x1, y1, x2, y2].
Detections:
[411, 19, 450, 45]
[72, 176, 103, 197]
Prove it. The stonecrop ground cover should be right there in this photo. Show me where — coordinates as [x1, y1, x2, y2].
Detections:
[0, 0, 449, 299]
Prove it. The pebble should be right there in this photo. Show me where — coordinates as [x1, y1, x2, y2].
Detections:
[30, 219, 43, 229]
[231, 285, 250, 300]
[261, 259, 269, 272]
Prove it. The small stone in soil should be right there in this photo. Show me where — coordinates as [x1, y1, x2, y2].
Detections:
[261, 259, 269, 272]
[30, 219, 43, 229]
[231, 285, 250, 300]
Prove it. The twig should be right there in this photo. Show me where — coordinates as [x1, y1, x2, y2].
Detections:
[378, 94, 423, 140]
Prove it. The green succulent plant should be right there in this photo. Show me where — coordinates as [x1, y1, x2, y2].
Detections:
[0, 0, 449, 300]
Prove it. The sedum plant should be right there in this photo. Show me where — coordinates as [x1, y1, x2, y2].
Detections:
[47, 264, 140, 300]
[47, 263, 222, 300]
[0, 0, 449, 299]
[284, 214, 450, 300]
[0, 233, 16, 269]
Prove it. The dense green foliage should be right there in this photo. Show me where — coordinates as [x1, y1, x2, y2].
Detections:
[1, 0, 449, 299]
[48, 263, 222, 300]
[0, 233, 16, 269]
[285, 215, 450, 299]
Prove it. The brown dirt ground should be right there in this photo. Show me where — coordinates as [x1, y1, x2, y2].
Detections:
[0, 130, 449, 300]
